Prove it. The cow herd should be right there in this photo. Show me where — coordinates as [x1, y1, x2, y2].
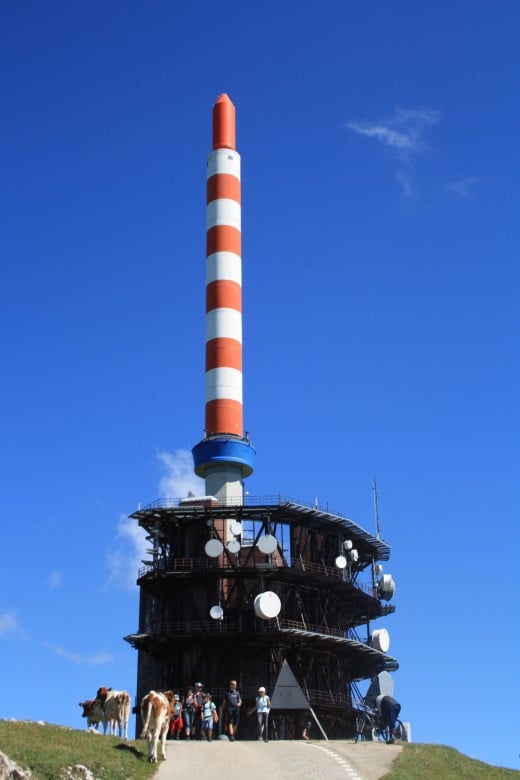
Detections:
[79, 686, 175, 763]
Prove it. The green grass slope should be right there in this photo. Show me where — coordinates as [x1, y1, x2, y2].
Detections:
[0, 721, 157, 780]
[383, 744, 520, 779]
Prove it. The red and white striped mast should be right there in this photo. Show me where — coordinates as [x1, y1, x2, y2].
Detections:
[192, 94, 255, 503]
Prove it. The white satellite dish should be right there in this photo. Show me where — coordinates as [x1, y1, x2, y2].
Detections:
[349, 549, 359, 562]
[378, 574, 395, 600]
[226, 539, 241, 554]
[209, 605, 224, 620]
[372, 628, 390, 653]
[257, 534, 277, 554]
[335, 555, 347, 569]
[254, 591, 281, 620]
[205, 539, 224, 558]
[344, 539, 353, 551]
[230, 521, 242, 536]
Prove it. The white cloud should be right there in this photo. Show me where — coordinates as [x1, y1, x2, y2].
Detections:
[343, 106, 441, 196]
[157, 449, 204, 499]
[44, 640, 113, 665]
[105, 450, 203, 591]
[0, 609, 25, 639]
[106, 514, 148, 591]
[447, 176, 480, 197]
[46, 569, 62, 590]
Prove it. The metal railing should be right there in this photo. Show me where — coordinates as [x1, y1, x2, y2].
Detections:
[290, 558, 376, 595]
[137, 555, 376, 597]
[137, 617, 369, 644]
[138, 493, 352, 520]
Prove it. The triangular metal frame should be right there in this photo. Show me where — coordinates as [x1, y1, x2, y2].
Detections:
[270, 659, 328, 740]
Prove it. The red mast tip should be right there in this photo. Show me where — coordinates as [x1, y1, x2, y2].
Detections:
[212, 93, 236, 151]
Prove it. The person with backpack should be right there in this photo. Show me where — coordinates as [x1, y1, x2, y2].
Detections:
[200, 692, 217, 742]
[222, 679, 242, 741]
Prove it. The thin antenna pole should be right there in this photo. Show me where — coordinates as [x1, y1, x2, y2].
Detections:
[373, 478, 381, 539]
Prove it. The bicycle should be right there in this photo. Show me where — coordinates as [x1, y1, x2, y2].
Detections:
[354, 704, 405, 744]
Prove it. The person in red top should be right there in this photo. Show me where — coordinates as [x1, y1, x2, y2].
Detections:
[168, 694, 183, 739]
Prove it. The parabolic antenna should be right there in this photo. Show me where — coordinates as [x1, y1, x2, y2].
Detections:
[205, 539, 224, 558]
[230, 521, 242, 536]
[226, 539, 241, 554]
[372, 628, 390, 653]
[378, 574, 395, 601]
[254, 591, 281, 620]
[209, 605, 224, 620]
[257, 534, 277, 554]
[335, 555, 347, 569]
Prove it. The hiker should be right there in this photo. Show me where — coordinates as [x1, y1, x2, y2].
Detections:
[168, 694, 183, 739]
[249, 686, 270, 742]
[200, 693, 217, 742]
[183, 686, 196, 739]
[193, 682, 205, 739]
[222, 679, 242, 741]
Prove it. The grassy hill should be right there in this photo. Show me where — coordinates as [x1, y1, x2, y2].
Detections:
[383, 743, 520, 779]
[0, 721, 157, 780]
[1, 721, 519, 779]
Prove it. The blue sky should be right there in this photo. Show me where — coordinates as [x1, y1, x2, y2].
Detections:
[1, 0, 519, 770]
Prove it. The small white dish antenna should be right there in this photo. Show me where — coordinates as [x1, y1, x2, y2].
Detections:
[257, 534, 277, 554]
[230, 521, 242, 536]
[205, 539, 224, 558]
[372, 628, 390, 653]
[344, 539, 353, 550]
[335, 555, 347, 569]
[209, 605, 224, 620]
[349, 549, 359, 562]
[254, 591, 281, 620]
[226, 539, 241, 554]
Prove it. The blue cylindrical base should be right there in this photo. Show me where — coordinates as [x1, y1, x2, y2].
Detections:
[192, 436, 255, 479]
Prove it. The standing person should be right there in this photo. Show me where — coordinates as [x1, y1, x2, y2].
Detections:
[168, 694, 183, 739]
[200, 692, 217, 742]
[375, 695, 401, 743]
[222, 679, 242, 741]
[183, 686, 196, 739]
[193, 682, 205, 739]
[252, 686, 270, 742]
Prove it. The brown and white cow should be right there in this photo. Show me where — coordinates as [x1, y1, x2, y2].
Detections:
[140, 690, 175, 763]
[78, 699, 102, 730]
[92, 687, 131, 740]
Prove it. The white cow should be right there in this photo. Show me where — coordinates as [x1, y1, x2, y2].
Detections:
[140, 690, 175, 763]
[92, 687, 131, 740]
